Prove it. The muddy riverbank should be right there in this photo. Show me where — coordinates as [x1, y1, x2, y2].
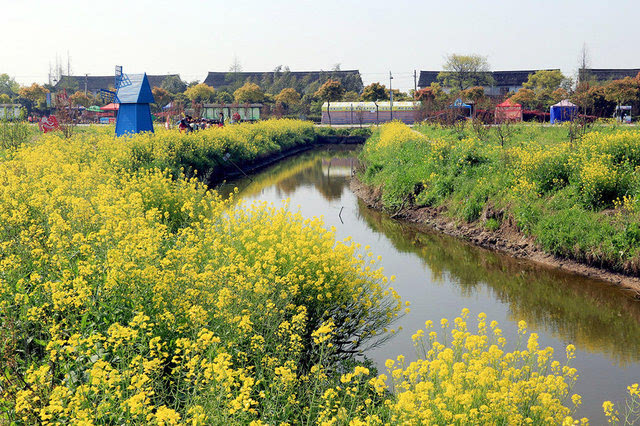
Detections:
[351, 177, 640, 295]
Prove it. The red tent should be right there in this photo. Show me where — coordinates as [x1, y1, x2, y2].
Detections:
[495, 99, 522, 123]
[100, 103, 120, 111]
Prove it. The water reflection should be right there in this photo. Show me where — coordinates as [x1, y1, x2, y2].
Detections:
[217, 147, 356, 202]
[358, 201, 640, 366]
[220, 146, 640, 421]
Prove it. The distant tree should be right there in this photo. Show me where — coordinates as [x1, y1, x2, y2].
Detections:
[69, 91, 92, 108]
[160, 75, 187, 94]
[306, 80, 322, 96]
[515, 71, 572, 110]
[460, 86, 485, 103]
[300, 93, 319, 116]
[342, 91, 360, 102]
[185, 83, 215, 103]
[415, 88, 435, 103]
[152, 87, 172, 111]
[315, 79, 345, 125]
[186, 80, 199, 89]
[603, 77, 640, 107]
[551, 88, 569, 103]
[0, 74, 19, 97]
[572, 82, 593, 114]
[577, 43, 592, 85]
[362, 82, 388, 101]
[0, 94, 11, 103]
[437, 54, 493, 90]
[173, 92, 189, 109]
[587, 86, 616, 117]
[215, 91, 234, 104]
[390, 89, 411, 101]
[275, 88, 301, 108]
[523, 70, 568, 92]
[272, 68, 295, 94]
[234, 82, 265, 103]
[509, 88, 536, 109]
[263, 93, 276, 105]
[275, 88, 301, 117]
[229, 56, 242, 73]
[416, 83, 448, 115]
[19, 83, 49, 105]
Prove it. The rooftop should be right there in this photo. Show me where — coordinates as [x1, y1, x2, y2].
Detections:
[418, 69, 560, 88]
[579, 68, 640, 82]
[54, 74, 180, 92]
[203, 70, 362, 89]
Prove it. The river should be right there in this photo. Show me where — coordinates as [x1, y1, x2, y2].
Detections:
[217, 146, 640, 422]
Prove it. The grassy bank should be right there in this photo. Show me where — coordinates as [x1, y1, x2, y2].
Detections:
[359, 121, 640, 275]
[0, 122, 632, 424]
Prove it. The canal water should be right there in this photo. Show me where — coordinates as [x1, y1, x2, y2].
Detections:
[218, 146, 640, 422]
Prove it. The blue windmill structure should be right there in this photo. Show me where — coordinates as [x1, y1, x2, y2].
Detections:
[100, 66, 155, 136]
[98, 66, 130, 104]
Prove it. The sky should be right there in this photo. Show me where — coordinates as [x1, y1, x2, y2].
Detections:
[2, 0, 639, 91]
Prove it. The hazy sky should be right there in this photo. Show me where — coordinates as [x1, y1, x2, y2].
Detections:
[2, 0, 639, 91]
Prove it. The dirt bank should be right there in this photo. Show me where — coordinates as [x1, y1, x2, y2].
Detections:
[351, 178, 640, 295]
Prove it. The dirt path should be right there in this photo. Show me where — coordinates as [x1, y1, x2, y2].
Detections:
[351, 178, 640, 296]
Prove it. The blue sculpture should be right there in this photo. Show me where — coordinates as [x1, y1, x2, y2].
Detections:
[115, 73, 155, 136]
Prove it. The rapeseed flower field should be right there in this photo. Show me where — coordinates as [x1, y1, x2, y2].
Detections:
[0, 120, 636, 424]
[361, 121, 640, 274]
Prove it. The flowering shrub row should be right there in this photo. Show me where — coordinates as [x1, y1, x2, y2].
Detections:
[360, 122, 640, 273]
[0, 125, 404, 424]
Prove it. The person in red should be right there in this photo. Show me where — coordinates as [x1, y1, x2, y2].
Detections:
[232, 111, 241, 123]
[178, 117, 189, 133]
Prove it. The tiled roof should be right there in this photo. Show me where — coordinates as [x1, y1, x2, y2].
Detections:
[580, 68, 640, 82]
[203, 70, 361, 88]
[55, 74, 180, 92]
[418, 69, 560, 88]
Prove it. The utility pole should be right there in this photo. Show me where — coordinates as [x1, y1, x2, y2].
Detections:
[413, 70, 417, 95]
[389, 71, 393, 121]
[85, 74, 88, 94]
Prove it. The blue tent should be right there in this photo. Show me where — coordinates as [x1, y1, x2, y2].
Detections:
[550, 99, 578, 124]
[448, 98, 472, 118]
[115, 73, 155, 136]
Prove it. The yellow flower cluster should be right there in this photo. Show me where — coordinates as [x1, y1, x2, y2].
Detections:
[385, 311, 581, 425]
[509, 130, 640, 207]
[364, 121, 428, 153]
[316, 309, 588, 425]
[598, 383, 640, 425]
[0, 123, 402, 424]
[120, 118, 316, 171]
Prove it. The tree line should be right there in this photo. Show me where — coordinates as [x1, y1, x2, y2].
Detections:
[2, 53, 639, 121]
